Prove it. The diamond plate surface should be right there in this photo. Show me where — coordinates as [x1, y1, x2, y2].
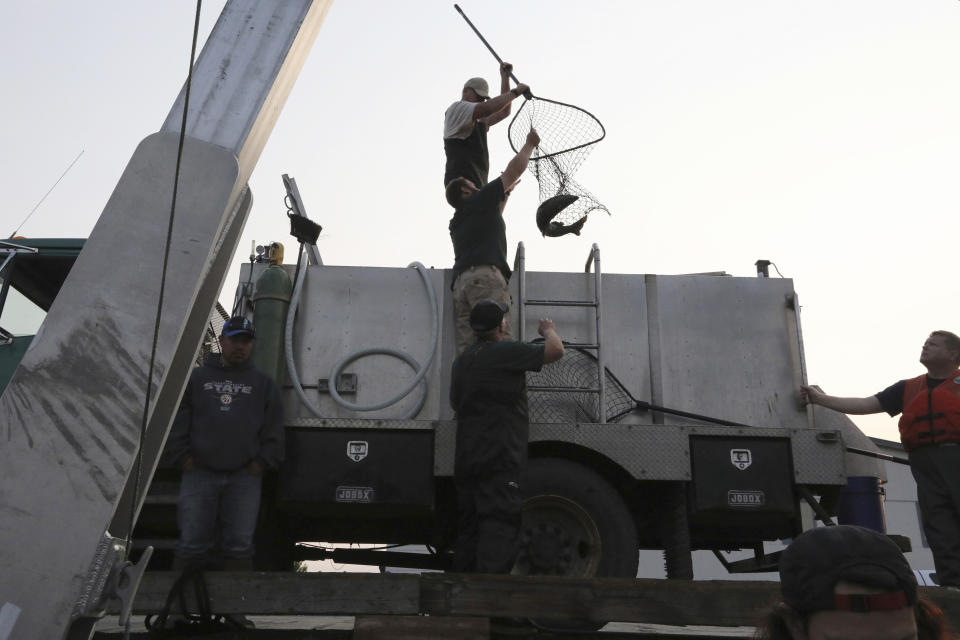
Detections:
[286, 418, 846, 485]
[529, 422, 846, 484]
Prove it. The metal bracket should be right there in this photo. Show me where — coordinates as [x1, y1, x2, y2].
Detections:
[71, 534, 127, 621]
[712, 547, 782, 573]
[0, 243, 38, 279]
[796, 485, 836, 526]
[111, 546, 153, 627]
[282, 173, 323, 265]
[70, 535, 152, 627]
[318, 373, 358, 395]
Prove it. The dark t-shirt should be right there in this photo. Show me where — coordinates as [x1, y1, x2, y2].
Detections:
[444, 121, 489, 188]
[875, 376, 945, 416]
[449, 177, 511, 283]
[451, 340, 545, 479]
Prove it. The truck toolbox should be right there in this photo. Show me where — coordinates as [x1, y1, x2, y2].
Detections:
[278, 427, 435, 514]
[689, 435, 798, 538]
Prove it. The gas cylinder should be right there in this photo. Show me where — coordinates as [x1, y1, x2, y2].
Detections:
[252, 244, 292, 384]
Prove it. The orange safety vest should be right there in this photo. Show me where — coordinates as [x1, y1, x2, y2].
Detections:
[898, 370, 960, 451]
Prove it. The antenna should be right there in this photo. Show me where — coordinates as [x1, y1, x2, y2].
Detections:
[9, 150, 85, 238]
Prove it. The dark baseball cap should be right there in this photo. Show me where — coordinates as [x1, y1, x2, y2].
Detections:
[221, 316, 255, 338]
[469, 299, 509, 332]
[779, 525, 917, 614]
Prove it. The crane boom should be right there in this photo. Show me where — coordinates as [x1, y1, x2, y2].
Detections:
[0, 2, 332, 638]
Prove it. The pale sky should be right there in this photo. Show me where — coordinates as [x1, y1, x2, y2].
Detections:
[3, 1, 959, 443]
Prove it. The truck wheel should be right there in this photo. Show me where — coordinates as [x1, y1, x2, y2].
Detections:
[516, 458, 638, 579]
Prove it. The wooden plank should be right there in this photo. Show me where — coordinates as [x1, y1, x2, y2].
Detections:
[93, 628, 743, 640]
[421, 574, 780, 627]
[117, 572, 960, 630]
[353, 615, 488, 640]
[93, 625, 754, 640]
[422, 575, 960, 629]
[122, 572, 419, 615]
[94, 632, 350, 639]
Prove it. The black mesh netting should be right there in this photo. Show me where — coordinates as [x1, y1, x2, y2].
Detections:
[196, 302, 229, 365]
[527, 347, 639, 424]
[508, 96, 609, 226]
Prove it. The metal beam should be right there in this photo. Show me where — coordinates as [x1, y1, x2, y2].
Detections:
[161, 0, 333, 179]
[0, 2, 332, 638]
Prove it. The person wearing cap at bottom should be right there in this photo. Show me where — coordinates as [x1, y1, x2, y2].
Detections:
[449, 299, 564, 578]
[443, 62, 530, 189]
[754, 524, 953, 640]
[164, 316, 285, 629]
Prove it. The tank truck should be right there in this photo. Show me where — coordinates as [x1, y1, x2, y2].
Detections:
[131, 177, 889, 579]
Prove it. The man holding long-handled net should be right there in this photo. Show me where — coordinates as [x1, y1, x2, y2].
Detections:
[453, 4, 610, 238]
[443, 62, 530, 189]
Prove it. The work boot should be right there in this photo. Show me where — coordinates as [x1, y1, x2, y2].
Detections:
[152, 556, 197, 629]
[221, 557, 255, 629]
[223, 614, 256, 629]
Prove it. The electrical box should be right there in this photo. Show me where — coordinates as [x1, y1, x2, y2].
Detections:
[278, 427, 435, 516]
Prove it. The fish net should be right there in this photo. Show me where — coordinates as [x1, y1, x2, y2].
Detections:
[527, 347, 638, 424]
[508, 96, 609, 225]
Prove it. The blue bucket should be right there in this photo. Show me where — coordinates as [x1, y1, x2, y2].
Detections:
[837, 475, 886, 532]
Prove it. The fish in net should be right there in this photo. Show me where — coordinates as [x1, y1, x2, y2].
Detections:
[508, 97, 609, 235]
[526, 347, 639, 424]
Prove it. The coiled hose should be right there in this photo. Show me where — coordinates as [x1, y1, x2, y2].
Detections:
[284, 250, 439, 420]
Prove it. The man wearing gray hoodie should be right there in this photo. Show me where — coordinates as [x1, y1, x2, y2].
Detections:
[166, 316, 285, 571]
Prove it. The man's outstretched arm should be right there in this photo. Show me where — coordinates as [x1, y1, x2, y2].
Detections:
[800, 384, 883, 414]
[539, 318, 564, 364]
[474, 78, 530, 121]
[500, 128, 540, 191]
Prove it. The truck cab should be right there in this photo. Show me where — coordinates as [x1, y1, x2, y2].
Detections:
[0, 238, 85, 394]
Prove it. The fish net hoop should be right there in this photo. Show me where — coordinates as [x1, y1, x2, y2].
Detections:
[526, 346, 639, 424]
[508, 97, 610, 225]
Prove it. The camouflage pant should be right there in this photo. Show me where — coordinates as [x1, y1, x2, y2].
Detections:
[452, 264, 512, 354]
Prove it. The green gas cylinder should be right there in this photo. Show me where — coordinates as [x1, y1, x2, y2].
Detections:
[252, 262, 292, 384]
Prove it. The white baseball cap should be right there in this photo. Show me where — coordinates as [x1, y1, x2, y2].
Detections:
[463, 77, 490, 99]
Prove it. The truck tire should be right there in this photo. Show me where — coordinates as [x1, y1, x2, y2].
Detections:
[516, 458, 638, 579]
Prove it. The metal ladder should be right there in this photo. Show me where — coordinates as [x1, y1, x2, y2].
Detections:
[514, 242, 606, 424]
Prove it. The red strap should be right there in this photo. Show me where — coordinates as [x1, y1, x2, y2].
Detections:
[834, 591, 909, 612]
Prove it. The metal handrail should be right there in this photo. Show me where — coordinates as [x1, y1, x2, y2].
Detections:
[514, 241, 606, 423]
[515, 242, 527, 342]
[588, 244, 605, 423]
